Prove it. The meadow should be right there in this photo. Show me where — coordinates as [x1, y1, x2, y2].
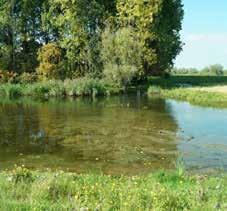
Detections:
[0, 166, 226, 211]
[148, 76, 227, 107]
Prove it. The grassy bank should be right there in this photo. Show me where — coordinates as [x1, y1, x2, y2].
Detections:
[0, 78, 122, 98]
[148, 76, 227, 107]
[153, 88, 227, 108]
[0, 167, 226, 210]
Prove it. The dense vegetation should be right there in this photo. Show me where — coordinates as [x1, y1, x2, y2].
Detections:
[0, 0, 184, 86]
[0, 166, 226, 210]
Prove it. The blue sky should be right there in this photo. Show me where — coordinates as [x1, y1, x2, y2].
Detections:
[175, 0, 227, 68]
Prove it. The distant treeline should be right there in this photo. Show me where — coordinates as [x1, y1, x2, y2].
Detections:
[0, 0, 184, 86]
[171, 64, 227, 76]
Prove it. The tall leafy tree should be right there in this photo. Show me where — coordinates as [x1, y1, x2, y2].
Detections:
[0, 0, 17, 71]
[0, 0, 183, 78]
[42, 0, 116, 77]
[117, 0, 184, 75]
[0, 0, 46, 72]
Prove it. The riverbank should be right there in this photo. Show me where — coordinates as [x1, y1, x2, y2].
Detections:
[148, 76, 227, 107]
[148, 87, 227, 108]
[0, 167, 226, 210]
[2, 76, 227, 108]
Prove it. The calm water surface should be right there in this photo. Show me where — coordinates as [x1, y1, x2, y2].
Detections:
[0, 95, 227, 175]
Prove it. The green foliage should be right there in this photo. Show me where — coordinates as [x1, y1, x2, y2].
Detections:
[0, 70, 17, 83]
[0, 169, 226, 210]
[0, 0, 44, 72]
[0, 78, 122, 98]
[0, 83, 23, 97]
[64, 78, 107, 97]
[0, 0, 184, 80]
[149, 75, 227, 88]
[42, 0, 115, 77]
[17, 72, 37, 84]
[101, 27, 143, 86]
[37, 43, 62, 80]
[117, 0, 184, 74]
[10, 166, 35, 184]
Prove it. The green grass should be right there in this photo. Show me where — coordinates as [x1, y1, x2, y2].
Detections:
[148, 86, 227, 108]
[160, 88, 227, 107]
[0, 167, 226, 210]
[148, 76, 227, 108]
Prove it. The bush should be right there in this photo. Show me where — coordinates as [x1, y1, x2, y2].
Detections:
[37, 43, 62, 80]
[0, 71, 17, 83]
[17, 72, 37, 84]
[10, 166, 35, 184]
[101, 27, 143, 87]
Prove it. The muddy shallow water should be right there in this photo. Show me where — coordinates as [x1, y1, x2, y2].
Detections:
[0, 95, 226, 175]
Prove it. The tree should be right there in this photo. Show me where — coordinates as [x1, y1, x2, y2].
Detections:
[117, 0, 184, 75]
[201, 64, 224, 76]
[42, 0, 117, 77]
[0, 0, 184, 80]
[0, 0, 46, 72]
[0, 0, 16, 71]
[101, 27, 143, 86]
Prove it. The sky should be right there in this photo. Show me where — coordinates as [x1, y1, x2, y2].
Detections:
[175, 0, 227, 69]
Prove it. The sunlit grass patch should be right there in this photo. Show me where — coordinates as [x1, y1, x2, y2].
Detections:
[0, 167, 226, 210]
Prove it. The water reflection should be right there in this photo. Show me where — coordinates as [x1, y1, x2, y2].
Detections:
[0, 96, 178, 175]
[1, 96, 227, 174]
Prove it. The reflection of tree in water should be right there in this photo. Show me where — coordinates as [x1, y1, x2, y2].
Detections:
[0, 96, 179, 174]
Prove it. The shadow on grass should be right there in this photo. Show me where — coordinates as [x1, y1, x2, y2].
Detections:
[149, 76, 227, 88]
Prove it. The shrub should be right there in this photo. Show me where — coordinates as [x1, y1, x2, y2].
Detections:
[10, 166, 35, 184]
[37, 43, 62, 80]
[101, 27, 143, 87]
[17, 72, 37, 84]
[0, 71, 17, 83]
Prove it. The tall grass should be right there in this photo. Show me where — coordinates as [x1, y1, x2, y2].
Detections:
[0, 167, 226, 210]
[0, 78, 122, 98]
